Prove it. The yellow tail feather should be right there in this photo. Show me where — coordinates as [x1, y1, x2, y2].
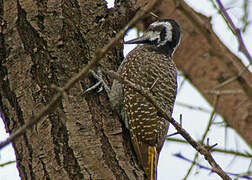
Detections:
[146, 146, 157, 180]
[131, 135, 159, 180]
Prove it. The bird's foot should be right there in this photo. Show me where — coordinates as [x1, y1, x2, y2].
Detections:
[84, 68, 110, 95]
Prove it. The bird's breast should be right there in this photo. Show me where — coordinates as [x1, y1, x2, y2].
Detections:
[120, 46, 177, 145]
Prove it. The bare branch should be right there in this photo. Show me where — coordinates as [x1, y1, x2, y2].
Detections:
[215, 0, 252, 62]
[204, 90, 244, 95]
[241, 0, 249, 33]
[0, 0, 161, 150]
[183, 95, 218, 179]
[166, 137, 252, 159]
[175, 101, 211, 113]
[175, 153, 252, 179]
[201, 95, 218, 144]
[183, 152, 199, 180]
[211, 63, 251, 90]
[0, 160, 16, 167]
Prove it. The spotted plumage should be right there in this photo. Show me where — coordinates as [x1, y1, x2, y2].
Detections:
[110, 19, 180, 180]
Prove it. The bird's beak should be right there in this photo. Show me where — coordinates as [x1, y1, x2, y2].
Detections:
[124, 34, 150, 44]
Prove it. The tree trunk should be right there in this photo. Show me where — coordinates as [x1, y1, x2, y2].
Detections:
[0, 0, 145, 179]
[0, 0, 251, 180]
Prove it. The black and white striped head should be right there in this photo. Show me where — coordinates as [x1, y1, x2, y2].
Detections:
[125, 19, 180, 58]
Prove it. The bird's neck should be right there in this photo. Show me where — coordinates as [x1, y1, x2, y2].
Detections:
[142, 44, 174, 58]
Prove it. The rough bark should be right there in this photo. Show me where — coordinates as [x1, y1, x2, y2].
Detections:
[0, 0, 251, 180]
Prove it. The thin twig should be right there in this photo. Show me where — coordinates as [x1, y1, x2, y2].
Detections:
[175, 153, 252, 179]
[183, 152, 199, 180]
[175, 101, 211, 113]
[204, 90, 244, 95]
[241, 0, 249, 32]
[166, 138, 252, 159]
[201, 95, 218, 144]
[103, 69, 231, 180]
[183, 95, 219, 179]
[215, 0, 252, 62]
[0, 160, 16, 167]
[211, 63, 251, 90]
[0, 0, 161, 150]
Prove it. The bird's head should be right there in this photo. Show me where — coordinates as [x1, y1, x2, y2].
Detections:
[125, 19, 180, 58]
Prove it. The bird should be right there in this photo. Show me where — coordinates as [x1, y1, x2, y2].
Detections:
[109, 19, 181, 180]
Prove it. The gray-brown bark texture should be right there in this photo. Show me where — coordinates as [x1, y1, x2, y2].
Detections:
[0, 0, 251, 180]
[0, 0, 145, 179]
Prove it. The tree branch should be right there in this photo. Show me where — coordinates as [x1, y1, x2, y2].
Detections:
[215, 0, 252, 62]
[167, 137, 252, 159]
[175, 101, 211, 113]
[175, 153, 252, 179]
[183, 95, 219, 179]
[0, 160, 16, 167]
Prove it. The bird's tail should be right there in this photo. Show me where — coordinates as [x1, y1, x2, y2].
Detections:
[146, 146, 158, 180]
[132, 139, 158, 180]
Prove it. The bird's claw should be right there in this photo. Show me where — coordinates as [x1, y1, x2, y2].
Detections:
[84, 69, 110, 95]
[84, 80, 102, 94]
